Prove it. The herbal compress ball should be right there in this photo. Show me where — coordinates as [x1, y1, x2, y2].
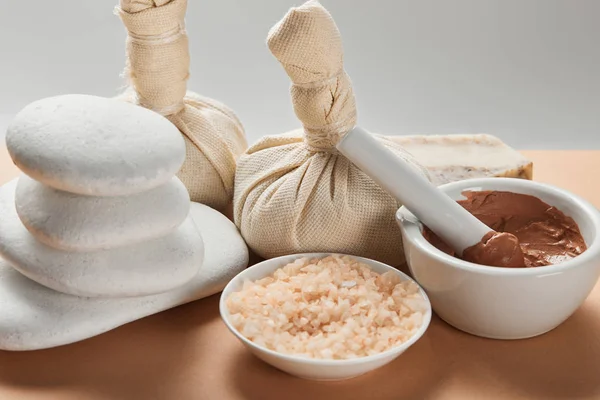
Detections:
[117, 0, 248, 212]
[234, 0, 429, 265]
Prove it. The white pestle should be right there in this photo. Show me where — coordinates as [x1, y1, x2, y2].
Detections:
[337, 126, 492, 256]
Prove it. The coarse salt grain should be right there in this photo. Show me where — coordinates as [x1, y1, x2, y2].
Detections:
[226, 255, 427, 360]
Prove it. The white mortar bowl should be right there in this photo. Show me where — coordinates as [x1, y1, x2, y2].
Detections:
[397, 177, 600, 340]
[219, 253, 432, 381]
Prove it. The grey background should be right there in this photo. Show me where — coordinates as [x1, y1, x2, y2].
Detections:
[0, 0, 598, 149]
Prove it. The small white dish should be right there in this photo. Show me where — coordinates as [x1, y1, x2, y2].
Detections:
[397, 177, 600, 340]
[219, 253, 432, 381]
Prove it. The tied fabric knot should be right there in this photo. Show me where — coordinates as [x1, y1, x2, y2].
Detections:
[116, 0, 189, 116]
[267, 0, 357, 152]
[292, 70, 357, 152]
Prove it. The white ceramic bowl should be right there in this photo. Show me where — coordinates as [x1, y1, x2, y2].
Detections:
[219, 253, 432, 381]
[397, 177, 600, 340]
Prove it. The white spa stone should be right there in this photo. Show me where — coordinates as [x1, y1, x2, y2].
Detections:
[0, 203, 249, 351]
[0, 179, 203, 298]
[15, 175, 190, 252]
[5, 94, 185, 196]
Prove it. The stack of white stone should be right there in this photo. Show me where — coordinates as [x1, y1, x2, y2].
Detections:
[0, 94, 249, 351]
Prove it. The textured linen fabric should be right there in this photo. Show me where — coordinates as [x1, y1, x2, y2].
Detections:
[234, 0, 429, 265]
[117, 0, 247, 212]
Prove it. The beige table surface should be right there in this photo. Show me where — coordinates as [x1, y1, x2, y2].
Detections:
[1, 145, 600, 400]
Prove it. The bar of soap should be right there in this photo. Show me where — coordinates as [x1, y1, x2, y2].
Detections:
[5, 94, 185, 196]
[0, 202, 249, 351]
[15, 175, 190, 252]
[0, 179, 203, 298]
[387, 134, 533, 185]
